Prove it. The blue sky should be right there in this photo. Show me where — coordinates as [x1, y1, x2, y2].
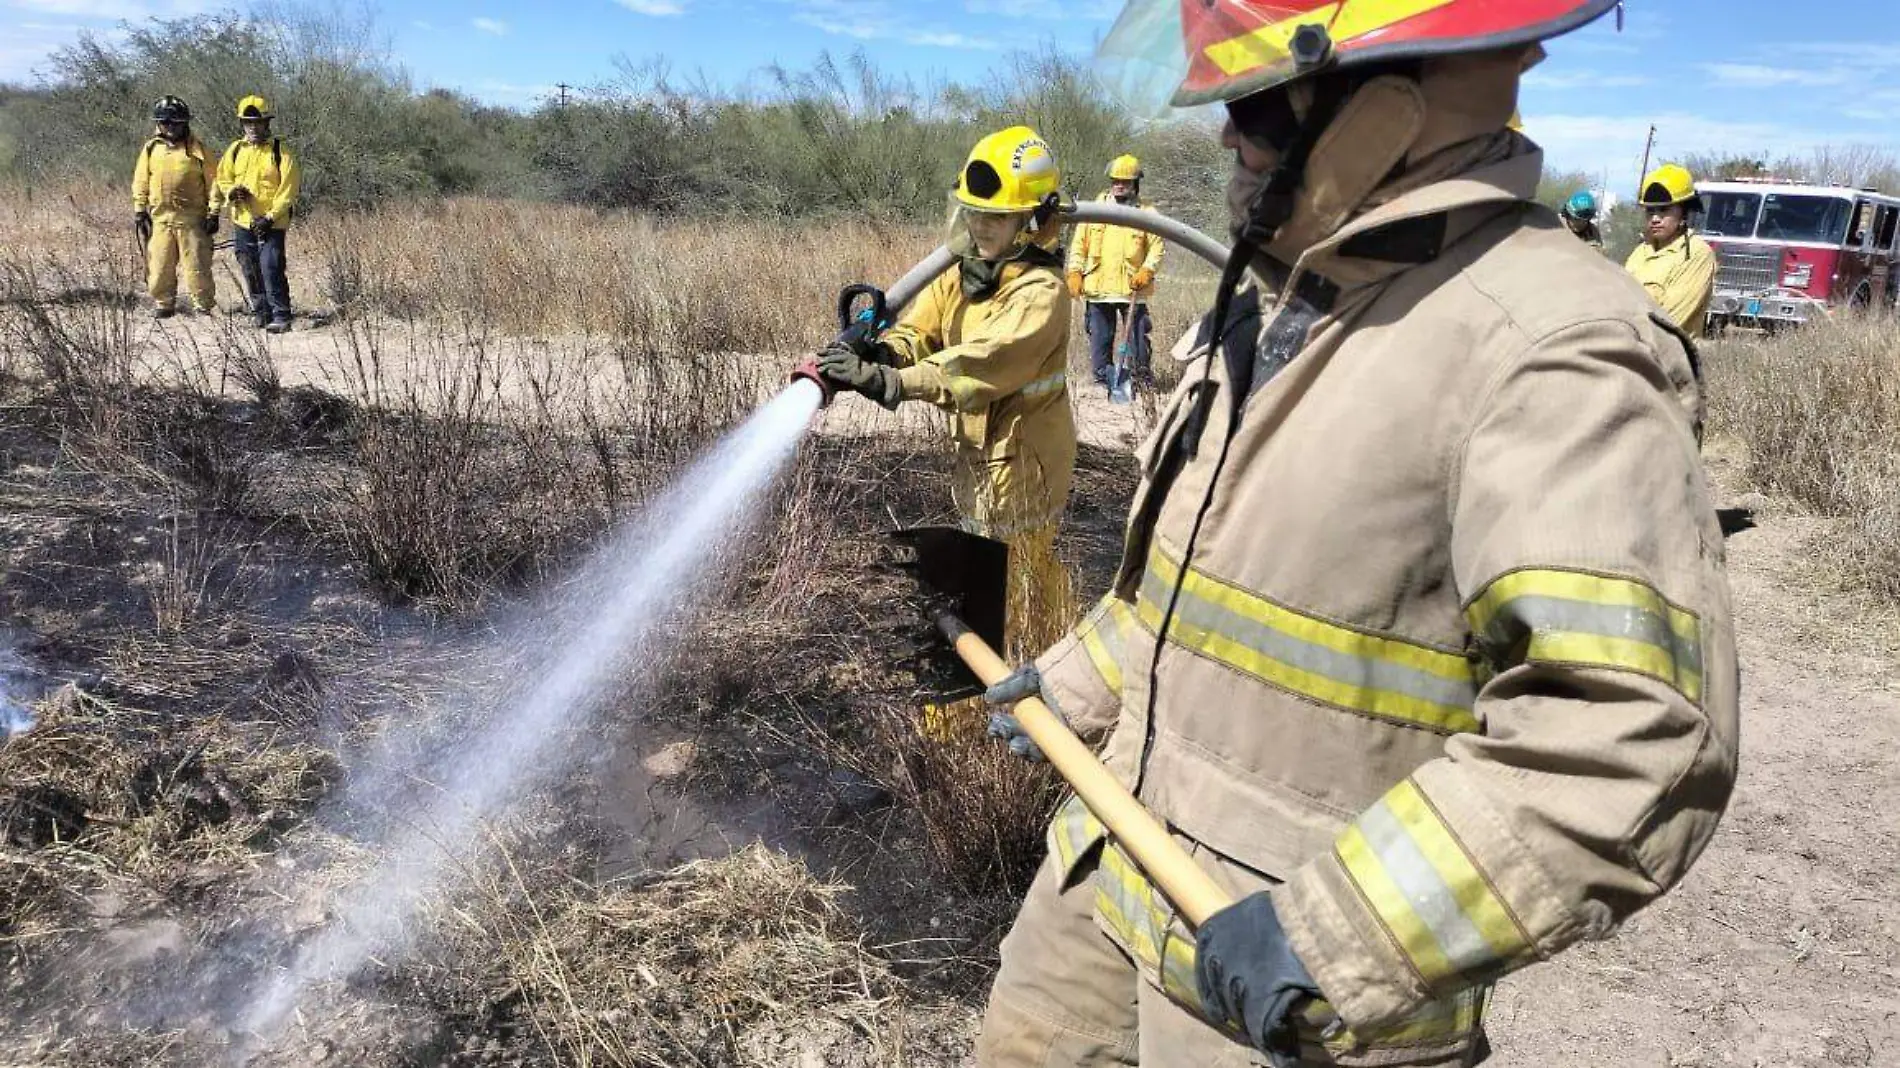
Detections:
[5, 0, 1899, 197]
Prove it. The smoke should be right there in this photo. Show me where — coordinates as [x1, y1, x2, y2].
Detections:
[1, 630, 38, 742]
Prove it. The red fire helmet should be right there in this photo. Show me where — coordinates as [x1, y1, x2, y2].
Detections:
[1098, 0, 1620, 113]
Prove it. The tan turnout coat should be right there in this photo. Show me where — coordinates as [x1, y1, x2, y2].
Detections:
[1027, 146, 1739, 1063]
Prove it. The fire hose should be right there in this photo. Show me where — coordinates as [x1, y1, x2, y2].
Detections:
[797, 201, 1238, 927]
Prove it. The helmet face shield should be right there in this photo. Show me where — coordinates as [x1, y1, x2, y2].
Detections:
[1095, 0, 1191, 120]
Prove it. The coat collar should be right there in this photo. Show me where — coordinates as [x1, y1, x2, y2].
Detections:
[1284, 148, 1542, 300]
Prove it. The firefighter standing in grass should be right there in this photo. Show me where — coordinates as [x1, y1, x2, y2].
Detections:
[1626, 163, 1718, 338]
[819, 126, 1078, 682]
[1068, 154, 1166, 393]
[977, 2, 1738, 1065]
[132, 96, 219, 319]
[216, 95, 302, 334]
[1560, 189, 1603, 249]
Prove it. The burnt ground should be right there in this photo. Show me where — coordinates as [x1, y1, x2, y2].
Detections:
[0, 363, 1142, 1066]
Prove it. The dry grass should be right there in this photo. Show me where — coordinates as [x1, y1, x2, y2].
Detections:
[0, 682, 340, 975]
[442, 842, 929, 1067]
[1707, 314, 1900, 599]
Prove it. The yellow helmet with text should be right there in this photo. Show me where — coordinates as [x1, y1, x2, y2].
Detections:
[955, 126, 1062, 214]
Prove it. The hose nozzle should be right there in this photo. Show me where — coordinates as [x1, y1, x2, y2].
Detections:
[788, 354, 834, 408]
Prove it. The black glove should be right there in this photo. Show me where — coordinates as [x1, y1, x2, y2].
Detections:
[251, 216, 273, 239]
[982, 664, 1067, 762]
[834, 327, 895, 366]
[229, 185, 252, 204]
[1195, 892, 1325, 1064]
[202, 215, 219, 235]
[134, 211, 152, 245]
[816, 341, 899, 405]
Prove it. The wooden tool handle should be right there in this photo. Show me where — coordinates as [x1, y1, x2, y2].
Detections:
[939, 613, 1233, 928]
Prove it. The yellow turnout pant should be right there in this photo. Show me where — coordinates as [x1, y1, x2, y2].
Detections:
[146, 222, 215, 312]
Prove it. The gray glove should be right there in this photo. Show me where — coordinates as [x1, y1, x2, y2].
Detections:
[982, 664, 1067, 762]
[816, 341, 900, 406]
[1195, 891, 1325, 1064]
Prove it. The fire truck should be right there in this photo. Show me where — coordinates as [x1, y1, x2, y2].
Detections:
[1698, 178, 1900, 331]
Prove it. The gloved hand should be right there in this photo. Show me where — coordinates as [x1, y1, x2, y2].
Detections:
[832, 324, 895, 366]
[1066, 270, 1084, 298]
[1195, 892, 1325, 1064]
[202, 214, 220, 235]
[982, 664, 1067, 762]
[251, 216, 273, 239]
[134, 210, 151, 227]
[1130, 268, 1155, 291]
[816, 341, 899, 404]
[228, 185, 252, 204]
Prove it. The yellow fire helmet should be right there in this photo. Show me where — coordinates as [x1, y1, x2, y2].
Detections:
[1106, 153, 1143, 181]
[1640, 163, 1701, 209]
[236, 95, 273, 120]
[955, 126, 1062, 215]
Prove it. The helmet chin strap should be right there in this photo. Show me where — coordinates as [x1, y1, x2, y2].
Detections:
[1202, 74, 1350, 386]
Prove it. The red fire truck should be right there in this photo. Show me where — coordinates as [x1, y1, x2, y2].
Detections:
[1698, 179, 1900, 331]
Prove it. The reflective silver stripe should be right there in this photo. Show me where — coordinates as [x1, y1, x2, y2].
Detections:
[1355, 800, 1496, 976]
[1019, 370, 1067, 397]
[1476, 594, 1704, 678]
[1139, 565, 1480, 716]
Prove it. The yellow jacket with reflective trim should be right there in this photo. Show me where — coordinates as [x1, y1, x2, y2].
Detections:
[131, 135, 218, 227]
[1065, 193, 1166, 302]
[1033, 148, 1737, 1052]
[1624, 231, 1716, 338]
[882, 257, 1076, 537]
[214, 136, 302, 229]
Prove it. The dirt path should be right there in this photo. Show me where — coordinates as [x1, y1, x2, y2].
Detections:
[1483, 447, 1900, 1067]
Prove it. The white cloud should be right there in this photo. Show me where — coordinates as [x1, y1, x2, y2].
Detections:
[960, 0, 1119, 19]
[4, 0, 207, 17]
[1521, 69, 1650, 91]
[476, 79, 557, 103]
[1522, 110, 1874, 190]
[411, 19, 434, 31]
[615, 0, 685, 14]
[786, 0, 1000, 50]
[1700, 62, 1851, 89]
[471, 16, 508, 35]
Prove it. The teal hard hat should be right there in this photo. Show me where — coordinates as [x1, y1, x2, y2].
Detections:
[1563, 190, 1599, 220]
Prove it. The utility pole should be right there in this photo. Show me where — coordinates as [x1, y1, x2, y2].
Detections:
[1636, 123, 1657, 195]
[556, 83, 572, 108]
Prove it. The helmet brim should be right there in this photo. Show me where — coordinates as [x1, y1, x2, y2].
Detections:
[1169, 0, 1623, 108]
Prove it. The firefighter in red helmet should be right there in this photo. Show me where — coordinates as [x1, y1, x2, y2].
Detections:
[977, 2, 1738, 1065]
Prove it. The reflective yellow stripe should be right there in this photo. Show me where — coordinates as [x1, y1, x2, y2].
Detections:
[1203, 0, 1457, 77]
[1336, 780, 1531, 988]
[1020, 369, 1067, 397]
[1046, 794, 1104, 874]
[1077, 595, 1137, 697]
[1466, 568, 1704, 703]
[1095, 842, 1203, 1011]
[1092, 816, 1490, 1052]
[1140, 542, 1481, 733]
